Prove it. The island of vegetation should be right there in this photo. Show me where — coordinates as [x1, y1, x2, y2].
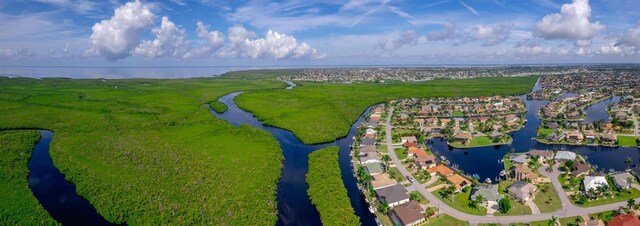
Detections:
[0, 76, 286, 225]
[306, 146, 360, 226]
[210, 101, 228, 113]
[0, 130, 58, 225]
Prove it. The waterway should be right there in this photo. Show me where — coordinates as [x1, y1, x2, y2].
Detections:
[428, 80, 638, 182]
[210, 92, 377, 226]
[28, 130, 112, 225]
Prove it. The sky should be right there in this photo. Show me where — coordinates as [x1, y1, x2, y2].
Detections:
[0, 0, 639, 67]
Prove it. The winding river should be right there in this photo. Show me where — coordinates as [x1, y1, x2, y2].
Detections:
[28, 130, 112, 225]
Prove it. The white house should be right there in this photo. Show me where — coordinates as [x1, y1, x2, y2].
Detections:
[583, 176, 608, 193]
[554, 151, 577, 162]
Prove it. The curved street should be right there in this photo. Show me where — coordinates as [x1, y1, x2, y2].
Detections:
[384, 106, 636, 224]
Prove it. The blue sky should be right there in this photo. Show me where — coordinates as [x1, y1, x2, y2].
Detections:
[0, 0, 639, 66]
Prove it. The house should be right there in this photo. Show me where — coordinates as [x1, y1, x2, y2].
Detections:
[471, 184, 502, 207]
[407, 147, 428, 158]
[528, 149, 553, 162]
[358, 145, 377, 157]
[401, 136, 418, 144]
[359, 151, 381, 164]
[363, 162, 384, 176]
[360, 138, 377, 146]
[510, 154, 529, 164]
[454, 132, 472, 145]
[555, 151, 577, 161]
[427, 164, 455, 177]
[403, 142, 418, 148]
[606, 213, 640, 226]
[446, 174, 471, 191]
[511, 164, 538, 181]
[584, 132, 597, 142]
[489, 131, 504, 139]
[370, 113, 382, 122]
[413, 118, 425, 127]
[571, 161, 590, 177]
[505, 114, 518, 123]
[375, 184, 410, 207]
[366, 120, 378, 128]
[602, 133, 617, 143]
[414, 155, 437, 169]
[566, 132, 584, 142]
[508, 180, 537, 202]
[612, 172, 635, 189]
[371, 173, 398, 189]
[547, 122, 560, 130]
[388, 201, 425, 226]
[583, 176, 608, 192]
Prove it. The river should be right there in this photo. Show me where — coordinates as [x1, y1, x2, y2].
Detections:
[28, 130, 112, 225]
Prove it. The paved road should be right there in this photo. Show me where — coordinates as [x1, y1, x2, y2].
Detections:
[383, 106, 637, 224]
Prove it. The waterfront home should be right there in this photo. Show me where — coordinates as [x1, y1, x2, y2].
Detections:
[454, 132, 472, 145]
[584, 132, 597, 142]
[612, 172, 635, 190]
[508, 180, 537, 202]
[414, 155, 436, 169]
[401, 136, 418, 144]
[505, 114, 518, 123]
[471, 184, 502, 207]
[359, 152, 381, 164]
[566, 132, 584, 143]
[601, 133, 617, 143]
[388, 201, 425, 226]
[489, 131, 504, 139]
[510, 154, 529, 164]
[375, 184, 410, 207]
[358, 145, 377, 157]
[446, 174, 471, 191]
[583, 176, 608, 193]
[370, 113, 382, 122]
[360, 138, 377, 146]
[571, 161, 591, 177]
[427, 164, 455, 177]
[371, 173, 398, 189]
[528, 149, 553, 162]
[363, 162, 384, 176]
[555, 151, 577, 162]
[606, 213, 640, 226]
[511, 164, 538, 181]
[366, 120, 378, 128]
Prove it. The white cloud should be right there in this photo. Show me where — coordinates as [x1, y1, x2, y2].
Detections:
[392, 29, 418, 49]
[0, 48, 38, 60]
[223, 25, 324, 60]
[35, 0, 99, 14]
[472, 23, 512, 46]
[459, 2, 479, 16]
[133, 16, 191, 59]
[184, 21, 225, 58]
[615, 22, 640, 50]
[87, 0, 155, 61]
[426, 23, 456, 41]
[535, 0, 605, 40]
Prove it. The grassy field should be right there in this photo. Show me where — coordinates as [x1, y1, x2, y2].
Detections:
[427, 214, 469, 226]
[618, 135, 638, 147]
[532, 183, 562, 213]
[0, 77, 287, 225]
[450, 136, 505, 148]
[433, 187, 487, 216]
[0, 130, 58, 225]
[395, 148, 408, 159]
[236, 76, 538, 144]
[307, 146, 360, 226]
[589, 210, 617, 222]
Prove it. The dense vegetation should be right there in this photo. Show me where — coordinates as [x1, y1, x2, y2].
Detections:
[210, 101, 228, 113]
[0, 130, 58, 225]
[0, 77, 286, 225]
[307, 146, 360, 225]
[220, 69, 300, 80]
[236, 76, 538, 144]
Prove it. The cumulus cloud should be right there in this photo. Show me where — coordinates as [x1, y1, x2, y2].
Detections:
[224, 25, 324, 60]
[615, 22, 640, 50]
[87, 0, 155, 61]
[187, 21, 225, 58]
[472, 24, 512, 46]
[0, 48, 38, 60]
[426, 23, 456, 41]
[392, 29, 418, 49]
[535, 0, 605, 40]
[133, 16, 191, 59]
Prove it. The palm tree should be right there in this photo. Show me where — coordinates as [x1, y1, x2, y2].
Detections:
[628, 198, 636, 210]
[381, 155, 391, 171]
[548, 216, 558, 226]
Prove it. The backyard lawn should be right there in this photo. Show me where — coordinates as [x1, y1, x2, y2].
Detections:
[395, 148, 408, 159]
[588, 210, 618, 222]
[618, 135, 638, 147]
[533, 183, 562, 213]
[574, 188, 640, 207]
[558, 174, 582, 192]
[433, 188, 487, 216]
[427, 214, 469, 226]
[388, 167, 407, 182]
[495, 180, 532, 216]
